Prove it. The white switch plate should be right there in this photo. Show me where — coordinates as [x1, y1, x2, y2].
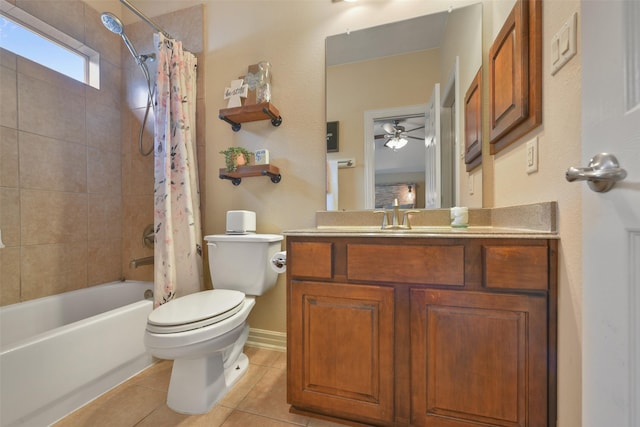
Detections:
[468, 174, 474, 195]
[526, 137, 539, 174]
[551, 12, 577, 75]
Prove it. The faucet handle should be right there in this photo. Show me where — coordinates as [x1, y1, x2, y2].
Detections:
[402, 210, 420, 229]
[374, 210, 389, 229]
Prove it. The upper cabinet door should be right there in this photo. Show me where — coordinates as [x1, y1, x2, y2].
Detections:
[464, 67, 483, 171]
[489, 0, 543, 154]
[489, 0, 529, 143]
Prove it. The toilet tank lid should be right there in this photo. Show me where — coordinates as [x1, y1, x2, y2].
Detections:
[204, 234, 283, 243]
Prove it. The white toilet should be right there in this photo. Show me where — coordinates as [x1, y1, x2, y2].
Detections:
[144, 215, 283, 414]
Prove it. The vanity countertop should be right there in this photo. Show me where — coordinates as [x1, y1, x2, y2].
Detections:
[284, 202, 558, 239]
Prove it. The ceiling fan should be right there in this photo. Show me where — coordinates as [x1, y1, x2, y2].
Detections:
[375, 119, 425, 150]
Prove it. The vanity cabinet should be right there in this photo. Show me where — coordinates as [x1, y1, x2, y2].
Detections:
[286, 236, 557, 427]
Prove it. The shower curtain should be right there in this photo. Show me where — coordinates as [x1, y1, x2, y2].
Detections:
[153, 33, 202, 307]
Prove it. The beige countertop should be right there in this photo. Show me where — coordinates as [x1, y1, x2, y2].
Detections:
[284, 202, 559, 239]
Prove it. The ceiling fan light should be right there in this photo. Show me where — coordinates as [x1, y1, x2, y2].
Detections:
[385, 137, 408, 150]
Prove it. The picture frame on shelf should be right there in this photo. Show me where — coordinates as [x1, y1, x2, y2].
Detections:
[326, 121, 339, 152]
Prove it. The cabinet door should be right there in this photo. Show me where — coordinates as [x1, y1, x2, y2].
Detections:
[410, 289, 547, 427]
[288, 281, 395, 425]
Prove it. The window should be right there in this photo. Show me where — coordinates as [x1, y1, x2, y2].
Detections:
[0, 4, 99, 88]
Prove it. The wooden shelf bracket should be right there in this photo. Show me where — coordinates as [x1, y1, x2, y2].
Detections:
[219, 164, 282, 186]
[218, 102, 283, 132]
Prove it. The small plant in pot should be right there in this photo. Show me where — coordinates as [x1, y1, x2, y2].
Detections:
[220, 147, 253, 172]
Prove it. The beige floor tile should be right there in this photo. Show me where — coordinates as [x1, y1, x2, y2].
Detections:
[221, 410, 303, 427]
[237, 367, 308, 425]
[137, 403, 234, 427]
[54, 384, 166, 427]
[56, 347, 304, 427]
[245, 347, 286, 368]
[273, 351, 287, 370]
[219, 363, 269, 408]
[130, 359, 173, 392]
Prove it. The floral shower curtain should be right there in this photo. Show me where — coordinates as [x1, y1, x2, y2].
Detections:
[153, 33, 202, 308]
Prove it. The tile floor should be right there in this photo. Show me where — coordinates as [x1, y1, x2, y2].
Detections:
[54, 347, 346, 427]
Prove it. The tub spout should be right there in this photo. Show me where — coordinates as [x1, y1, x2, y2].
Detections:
[130, 256, 154, 269]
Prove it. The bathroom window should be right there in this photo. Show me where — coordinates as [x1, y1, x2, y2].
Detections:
[0, 7, 100, 88]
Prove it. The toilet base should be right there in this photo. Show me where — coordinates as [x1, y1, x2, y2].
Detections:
[224, 352, 249, 392]
[162, 322, 251, 415]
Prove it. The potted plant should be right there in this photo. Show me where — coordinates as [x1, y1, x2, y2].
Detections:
[220, 147, 253, 172]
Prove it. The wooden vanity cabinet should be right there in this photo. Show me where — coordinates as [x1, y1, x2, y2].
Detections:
[286, 236, 558, 427]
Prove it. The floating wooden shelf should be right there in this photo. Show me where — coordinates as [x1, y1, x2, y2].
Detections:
[219, 164, 281, 186]
[218, 102, 282, 132]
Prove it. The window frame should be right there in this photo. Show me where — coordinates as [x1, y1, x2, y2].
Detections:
[0, 1, 100, 89]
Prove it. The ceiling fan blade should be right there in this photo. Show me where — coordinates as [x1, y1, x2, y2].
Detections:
[407, 135, 424, 141]
[382, 123, 396, 134]
[405, 125, 425, 133]
[374, 134, 388, 140]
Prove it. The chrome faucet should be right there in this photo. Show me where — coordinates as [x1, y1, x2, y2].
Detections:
[129, 255, 154, 269]
[374, 199, 418, 230]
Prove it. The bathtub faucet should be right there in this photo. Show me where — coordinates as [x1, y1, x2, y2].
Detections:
[129, 256, 154, 269]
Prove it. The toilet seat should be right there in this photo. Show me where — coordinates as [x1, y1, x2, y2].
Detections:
[147, 289, 245, 334]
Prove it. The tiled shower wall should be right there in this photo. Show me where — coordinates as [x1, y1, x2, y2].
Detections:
[0, 1, 205, 306]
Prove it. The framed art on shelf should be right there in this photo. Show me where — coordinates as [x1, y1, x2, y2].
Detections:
[326, 121, 339, 152]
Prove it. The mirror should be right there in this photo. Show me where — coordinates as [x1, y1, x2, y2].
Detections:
[326, 3, 482, 210]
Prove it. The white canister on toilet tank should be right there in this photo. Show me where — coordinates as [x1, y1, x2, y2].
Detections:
[226, 210, 256, 234]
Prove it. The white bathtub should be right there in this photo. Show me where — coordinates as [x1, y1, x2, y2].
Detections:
[0, 280, 156, 427]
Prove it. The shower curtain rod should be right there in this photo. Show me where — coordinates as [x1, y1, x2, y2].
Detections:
[120, 0, 172, 39]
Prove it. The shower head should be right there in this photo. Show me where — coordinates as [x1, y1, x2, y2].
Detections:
[101, 12, 142, 65]
[101, 12, 124, 35]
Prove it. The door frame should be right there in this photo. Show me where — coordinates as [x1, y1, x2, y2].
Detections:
[363, 104, 427, 209]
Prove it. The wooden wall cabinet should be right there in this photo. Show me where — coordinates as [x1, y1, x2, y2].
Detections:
[489, 0, 542, 154]
[464, 68, 483, 171]
[287, 235, 557, 427]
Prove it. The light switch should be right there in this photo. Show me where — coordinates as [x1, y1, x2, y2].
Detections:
[552, 37, 560, 64]
[526, 137, 538, 174]
[560, 26, 570, 54]
[551, 12, 578, 75]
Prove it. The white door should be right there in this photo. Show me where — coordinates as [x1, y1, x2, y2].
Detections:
[581, 1, 640, 426]
[425, 84, 440, 209]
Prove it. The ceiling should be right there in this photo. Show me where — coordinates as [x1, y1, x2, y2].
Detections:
[325, 10, 450, 67]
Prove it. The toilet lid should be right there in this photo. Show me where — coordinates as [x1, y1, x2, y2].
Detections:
[147, 289, 245, 334]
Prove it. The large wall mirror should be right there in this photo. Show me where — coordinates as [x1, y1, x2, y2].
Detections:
[326, 3, 482, 211]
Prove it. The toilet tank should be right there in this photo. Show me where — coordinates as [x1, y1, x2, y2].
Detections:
[204, 234, 283, 296]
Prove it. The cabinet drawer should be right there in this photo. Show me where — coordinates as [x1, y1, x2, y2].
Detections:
[483, 245, 548, 290]
[290, 242, 333, 279]
[347, 244, 465, 286]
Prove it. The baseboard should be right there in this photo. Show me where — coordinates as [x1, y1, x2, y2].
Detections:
[246, 328, 287, 352]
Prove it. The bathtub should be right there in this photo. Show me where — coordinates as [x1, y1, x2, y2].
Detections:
[0, 280, 156, 427]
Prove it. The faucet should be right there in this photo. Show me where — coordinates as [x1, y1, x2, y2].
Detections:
[130, 255, 154, 269]
[375, 199, 419, 230]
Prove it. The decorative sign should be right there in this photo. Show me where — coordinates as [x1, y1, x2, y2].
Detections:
[254, 149, 270, 165]
[327, 121, 339, 152]
[224, 79, 248, 108]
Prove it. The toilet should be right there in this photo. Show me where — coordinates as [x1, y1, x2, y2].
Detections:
[144, 212, 283, 414]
